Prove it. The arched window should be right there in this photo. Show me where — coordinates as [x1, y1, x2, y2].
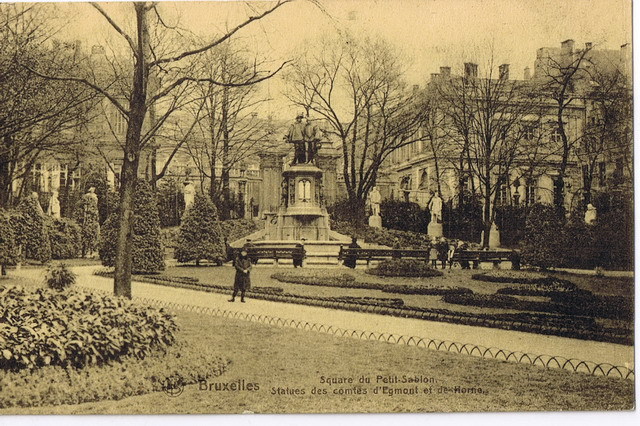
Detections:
[298, 179, 311, 202]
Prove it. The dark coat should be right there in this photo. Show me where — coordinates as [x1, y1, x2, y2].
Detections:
[234, 256, 252, 291]
[344, 241, 360, 268]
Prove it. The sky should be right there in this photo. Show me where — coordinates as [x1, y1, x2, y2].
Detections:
[50, 0, 633, 118]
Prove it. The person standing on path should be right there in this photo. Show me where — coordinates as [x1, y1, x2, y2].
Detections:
[230, 249, 252, 303]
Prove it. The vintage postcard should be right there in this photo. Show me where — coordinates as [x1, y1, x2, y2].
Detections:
[0, 0, 634, 419]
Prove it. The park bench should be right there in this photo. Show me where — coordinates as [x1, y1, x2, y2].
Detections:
[338, 247, 430, 266]
[228, 246, 306, 265]
[450, 250, 516, 269]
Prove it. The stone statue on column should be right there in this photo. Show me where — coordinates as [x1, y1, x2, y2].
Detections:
[285, 113, 307, 164]
[183, 181, 195, 210]
[368, 186, 382, 228]
[303, 118, 321, 164]
[427, 192, 443, 237]
[584, 203, 597, 225]
[47, 190, 61, 219]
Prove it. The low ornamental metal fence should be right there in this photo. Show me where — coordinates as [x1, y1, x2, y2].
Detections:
[85, 284, 634, 381]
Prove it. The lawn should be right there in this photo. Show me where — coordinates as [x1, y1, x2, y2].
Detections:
[1, 306, 633, 414]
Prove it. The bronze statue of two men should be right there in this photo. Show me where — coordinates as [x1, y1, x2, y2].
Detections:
[285, 113, 321, 165]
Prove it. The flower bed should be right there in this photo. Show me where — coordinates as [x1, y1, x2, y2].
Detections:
[366, 259, 444, 278]
[442, 292, 633, 321]
[0, 340, 228, 408]
[0, 286, 178, 371]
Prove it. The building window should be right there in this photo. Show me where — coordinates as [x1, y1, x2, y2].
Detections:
[598, 162, 606, 186]
[497, 183, 508, 205]
[551, 128, 562, 144]
[523, 125, 537, 140]
[59, 165, 68, 188]
[113, 110, 127, 135]
[525, 179, 536, 205]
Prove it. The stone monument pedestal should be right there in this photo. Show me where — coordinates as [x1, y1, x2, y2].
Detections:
[427, 221, 443, 238]
[368, 214, 382, 228]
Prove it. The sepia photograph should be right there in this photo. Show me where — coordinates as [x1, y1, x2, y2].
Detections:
[0, 0, 635, 419]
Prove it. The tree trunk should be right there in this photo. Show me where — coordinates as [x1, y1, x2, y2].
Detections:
[113, 3, 149, 298]
[0, 135, 15, 208]
[220, 85, 231, 220]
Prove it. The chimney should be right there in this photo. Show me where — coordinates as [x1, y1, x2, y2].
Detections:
[464, 62, 478, 78]
[439, 66, 451, 77]
[499, 64, 510, 80]
[91, 45, 105, 55]
[523, 67, 531, 80]
[430, 73, 440, 81]
[585, 42, 593, 50]
[561, 39, 575, 53]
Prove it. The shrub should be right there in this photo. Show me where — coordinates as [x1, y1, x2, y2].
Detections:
[380, 199, 428, 233]
[520, 203, 565, 269]
[381, 285, 472, 295]
[0, 286, 178, 371]
[47, 217, 81, 259]
[175, 193, 226, 265]
[366, 259, 443, 277]
[73, 190, 101, 257]
[0, 340, 228, 408]
[219, 219, 262, 243]
[0, 210, 20, 273]
[331, 220, 433, 249]
[99, 180, 165, 273]
[15, 194, 51, 263]
[442, 195, 483, 243]
[494, 205, 528, 247]
[44, 263, 77, 291]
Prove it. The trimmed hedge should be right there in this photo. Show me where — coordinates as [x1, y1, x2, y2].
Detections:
[270, 271, 468, 295]
[471, 271, 576, 288]
[16, 195, 51, 263]
[366, 259, 444, 278]
[0, 286, 178, 371]
[0, 341, 228, 408]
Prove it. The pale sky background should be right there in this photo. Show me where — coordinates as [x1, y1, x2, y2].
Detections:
[50, 0, 633, 118]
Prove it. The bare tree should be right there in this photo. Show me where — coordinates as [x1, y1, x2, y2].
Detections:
[25, 1, 293, 297]
[577, 64, 632, 204]
[184, 42, 279, 218]
[286, 34, 429, 220]
[437, 61, 541, 247]
[0, 4, 97, 207]
[539, 43, 593, 209]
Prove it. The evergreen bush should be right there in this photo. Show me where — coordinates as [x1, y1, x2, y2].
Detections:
[73, 190, 100, 257]
[0, 210, 20, 274]
[16, 194, 51, 263]
[380, 199, 428, 233]
[47, 217, 82, 259]
[175, 193, 226, 265]
[99, 180, 165, 273]
[520, 203, 565, 269]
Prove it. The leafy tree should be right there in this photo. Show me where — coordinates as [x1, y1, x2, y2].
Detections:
[175, 193, 226, 265]
[99, 180, 164, 273]
[16, 194, 51, 263]
[73, 191, 100, 257]
[520, 203, 564, 269]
